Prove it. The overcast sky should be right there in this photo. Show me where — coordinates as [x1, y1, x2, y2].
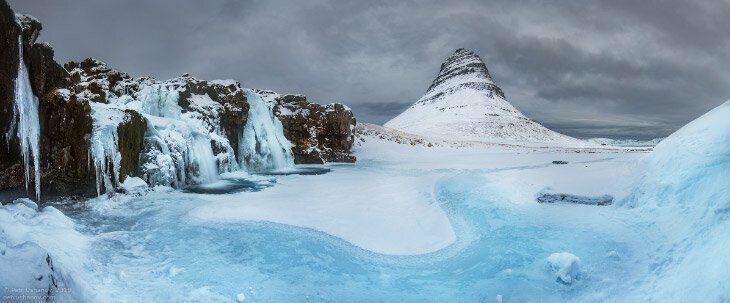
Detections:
[10, 0, 730, 139]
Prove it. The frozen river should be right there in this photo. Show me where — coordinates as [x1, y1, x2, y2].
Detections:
[40, 146, 658, 302]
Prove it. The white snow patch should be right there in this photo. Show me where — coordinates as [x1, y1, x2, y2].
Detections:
[0, 199, 96, 301]
[210, 79, 239, 87]
[189, 170, 455, 255]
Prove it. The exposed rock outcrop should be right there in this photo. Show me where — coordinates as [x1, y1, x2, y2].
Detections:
[269, 93, 356, 164]
[536, 193, 613, 206]
[38, 90, 94, 196]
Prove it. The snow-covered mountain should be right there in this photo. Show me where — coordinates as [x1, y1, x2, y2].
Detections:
[385, 48, 581, 146]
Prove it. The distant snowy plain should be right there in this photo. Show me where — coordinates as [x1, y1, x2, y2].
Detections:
[2, 102, 729, 302]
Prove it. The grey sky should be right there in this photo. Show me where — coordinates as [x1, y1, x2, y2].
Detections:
[10, 0, 730, 139]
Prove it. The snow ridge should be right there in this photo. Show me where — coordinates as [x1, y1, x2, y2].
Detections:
[385, 49, 580, 146]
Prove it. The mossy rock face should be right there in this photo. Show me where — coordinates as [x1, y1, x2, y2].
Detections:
[117, 110, 146, 182]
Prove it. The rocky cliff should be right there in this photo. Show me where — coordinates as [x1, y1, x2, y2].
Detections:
[0, 1, 356, 201]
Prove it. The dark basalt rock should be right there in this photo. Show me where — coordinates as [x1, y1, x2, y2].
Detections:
[16, 13, 41, 47]
[38, 90, 94, 197]
[28, 42, 70, 97]
[273, 94, 356, 164]
[0, 0, 21, 172]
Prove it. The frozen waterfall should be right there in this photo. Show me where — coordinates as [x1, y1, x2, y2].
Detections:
[87, 82, 297, 195]
[189, 134, 219, 183]
[7, 36, 42, 201]
[239, 90, 294, 171]
[89, 105, 123, 195]
[139, 84, 182, 119]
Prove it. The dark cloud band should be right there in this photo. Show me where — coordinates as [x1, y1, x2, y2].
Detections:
[11, 0, 729, 139]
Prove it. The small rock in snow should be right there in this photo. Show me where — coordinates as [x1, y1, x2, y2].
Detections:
[536, 193, 613, 206]
[120, 176, 149, 194]
[547, 252, 581, 284]
[551, 160, 569, 164]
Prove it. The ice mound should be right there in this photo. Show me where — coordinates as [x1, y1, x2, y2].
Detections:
[626, 100, 730, 301]
[546, 252, 581, 284]
[634, 100, 730, 211]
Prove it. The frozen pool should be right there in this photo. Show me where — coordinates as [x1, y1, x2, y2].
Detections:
[43, 155, 655, 302]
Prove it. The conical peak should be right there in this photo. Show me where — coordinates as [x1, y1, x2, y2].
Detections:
[427, 48, 494, 93]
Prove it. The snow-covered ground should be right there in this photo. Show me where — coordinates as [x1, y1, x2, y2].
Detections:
[2, 102, 729, 302]
[586, 137, 664, 147]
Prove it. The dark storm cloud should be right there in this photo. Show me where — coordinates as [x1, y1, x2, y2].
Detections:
[10, 0, 730, 138]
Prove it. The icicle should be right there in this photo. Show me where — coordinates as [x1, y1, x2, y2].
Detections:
[9, 36, 42, 201]
[88, 105, 123, 195]
[239, 90, 294, 171]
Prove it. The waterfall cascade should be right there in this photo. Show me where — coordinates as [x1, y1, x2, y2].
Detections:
[239, 90, 295, 171]
[7, 36, 42, 200]
[135, 84, 222, 187]
[84, 79, 296, 195]
[138, 116, 221, 187]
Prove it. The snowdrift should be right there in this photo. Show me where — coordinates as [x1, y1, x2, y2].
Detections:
[626, 100, 730, 301]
